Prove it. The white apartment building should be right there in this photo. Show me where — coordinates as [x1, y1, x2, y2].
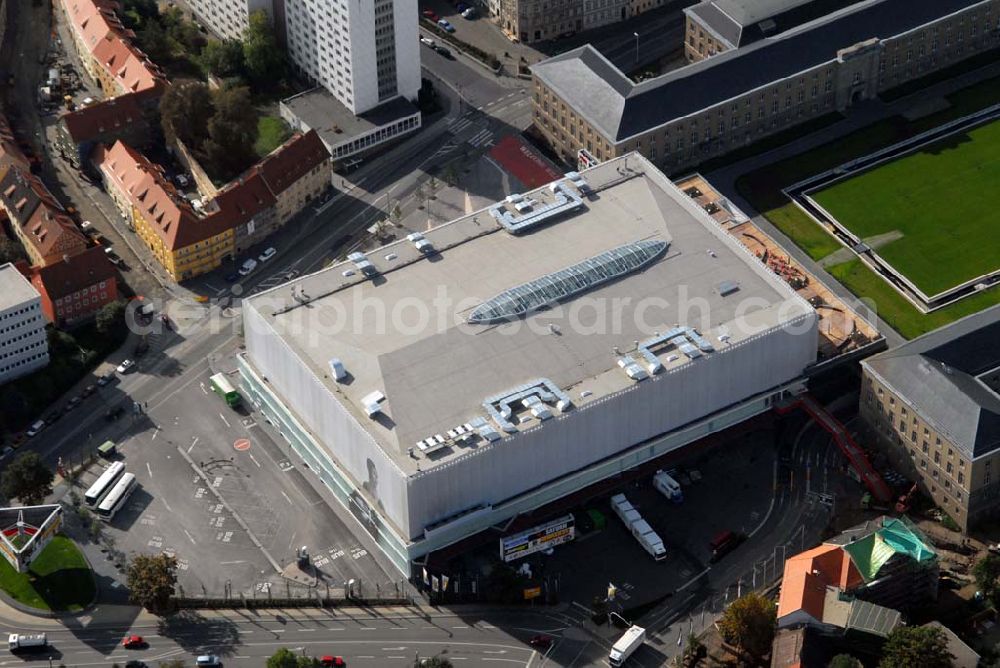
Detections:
[0, 264, 49, 385]
[187, 0, 274, 41]
[283, 0, 420, 115]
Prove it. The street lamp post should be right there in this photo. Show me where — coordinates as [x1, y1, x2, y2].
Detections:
[634, 32, 640, 63]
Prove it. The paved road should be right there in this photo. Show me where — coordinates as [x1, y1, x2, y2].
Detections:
[0, 606, 569, 667]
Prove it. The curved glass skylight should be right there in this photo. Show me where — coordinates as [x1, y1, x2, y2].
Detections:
[468, 239, 668, 324]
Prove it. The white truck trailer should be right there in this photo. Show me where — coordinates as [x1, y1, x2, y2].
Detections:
[609, 625, 646, 666]
[653, 470, 683, 503]
[8, 633, 47, 652]
[630, 519, 667, 561]
[610, 493, 635, 523]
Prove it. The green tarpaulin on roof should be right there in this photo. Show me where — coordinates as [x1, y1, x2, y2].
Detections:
[841, 517, 936, 582]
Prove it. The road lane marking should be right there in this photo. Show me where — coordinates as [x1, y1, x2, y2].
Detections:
[248, 453, 261, 468]
[151, 427, 158, 441]
[146, 462, 153, 477]
[280, 490, 293, 505]
[360, 627, 376, 630]
[220, 413, 231, 427]
[183, 529, 196, 544]
[188, 437, 199, 453]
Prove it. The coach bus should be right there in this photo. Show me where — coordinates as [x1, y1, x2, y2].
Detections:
[84, 461, 126, 507]
[97, 472, 138, 522]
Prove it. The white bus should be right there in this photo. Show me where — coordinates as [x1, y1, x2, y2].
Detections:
[96, 472, 137, 522]
[84, 461, 126, 507]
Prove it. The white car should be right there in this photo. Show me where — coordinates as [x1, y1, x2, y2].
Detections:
[238, 259, 258, 276]
[462, 7, 476, 17]
[25, 420, 46, 438]
[258, 247, 277, 262]
[420, 36, 435, 47]
[116, 359, 135, 374]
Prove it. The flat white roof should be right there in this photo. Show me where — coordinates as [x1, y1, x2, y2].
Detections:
[246, 154, 812, 472]
[0, 263, 39, 311]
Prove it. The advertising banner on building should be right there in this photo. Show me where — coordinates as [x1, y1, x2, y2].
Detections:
[500, 514, 575, 562]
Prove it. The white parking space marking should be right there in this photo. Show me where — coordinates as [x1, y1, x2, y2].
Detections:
[280, 490, 293, 505]
[219, 413, 231, 428]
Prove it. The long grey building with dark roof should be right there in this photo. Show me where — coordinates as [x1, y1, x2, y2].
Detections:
[531, 0, 1000, 172]
[861, 305, 1000, 532]
[682, 0, 864, 61]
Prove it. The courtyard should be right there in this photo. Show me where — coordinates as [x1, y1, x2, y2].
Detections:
[810, 117, 1000, 297]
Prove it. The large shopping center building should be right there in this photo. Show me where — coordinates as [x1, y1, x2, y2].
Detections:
[238, 155, 819, 573]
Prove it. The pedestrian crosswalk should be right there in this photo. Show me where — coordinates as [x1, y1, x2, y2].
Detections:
[468, 128, 494, 148]
[250, 269, 300, 294]
[429, 141, 459, 160]
[449, 114, 476, 133]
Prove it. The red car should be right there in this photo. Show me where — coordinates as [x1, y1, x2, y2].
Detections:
[122, 635, 145, 649]
[320, 658, 345, 667]
[529, 635, 553, 649]
[422, 9, 438, 19]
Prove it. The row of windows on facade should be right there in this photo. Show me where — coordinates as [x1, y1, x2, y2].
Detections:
[540, 93, 834, 157]
[332, 116, 419, 157]
[0, 338, 46, 361]
[57, 293, 109, 311]
[0, 351, 47, 375]
[873, 415, 968, 507]
[0, 314, 44, 336]
[1, 303, 40, 320]
[54, 281, 109, 305]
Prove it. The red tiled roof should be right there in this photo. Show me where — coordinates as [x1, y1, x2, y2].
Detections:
[95, 141, 231, 250]
[23, 203, 88, 262]
[60, 90, 150, 143]
[0, 114, 29, 170]
[257, 130, 329, 196]
[64, 0, 164, 92]
[210, 171, 277, 227]
[0, 164, 63, 226]
[31, 244, 117, 299]
[777, 544, 864, 622]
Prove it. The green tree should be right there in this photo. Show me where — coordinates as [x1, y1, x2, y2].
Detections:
[242, 10, 285, 86]
[879, 626, 954, 668]
[0, 451, 55, 505]
[160, 82, 214, 149]
[136, 19, 170, 62]
[974, 553, 1000, 602]
[717, 592, 776, 660]
[829, 655, 863, 668]
[121, 0, 159, 30]
[127, 553, 178, 612]
[266, 648, 299, 668]
[203, 85, 259, 179]
[166, 15, 205, 54]
[201, 39, 245, 78]
[96, 299, 126, 335]
[0, 235, 26, 264]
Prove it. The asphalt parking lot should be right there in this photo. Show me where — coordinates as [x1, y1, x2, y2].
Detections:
[75, 339, 396, 597]
[443, 426, 779, 613]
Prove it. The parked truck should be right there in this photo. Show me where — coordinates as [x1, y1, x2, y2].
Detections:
[8, 633, 47, 652]
[209, 372, 242, 409]
[630, 519, 667, 561]
[653, 470, 683, 503]
[610, 493, 634, 523]
[608, 625, 646, 666]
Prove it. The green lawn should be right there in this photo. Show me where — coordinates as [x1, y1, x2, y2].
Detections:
[0, 536, 95, 612]
[255, 115, 292, 158]
[826, 258, 1000, 339]
[812, 118, 1000, 296]
[736, 72, 1000, 338]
